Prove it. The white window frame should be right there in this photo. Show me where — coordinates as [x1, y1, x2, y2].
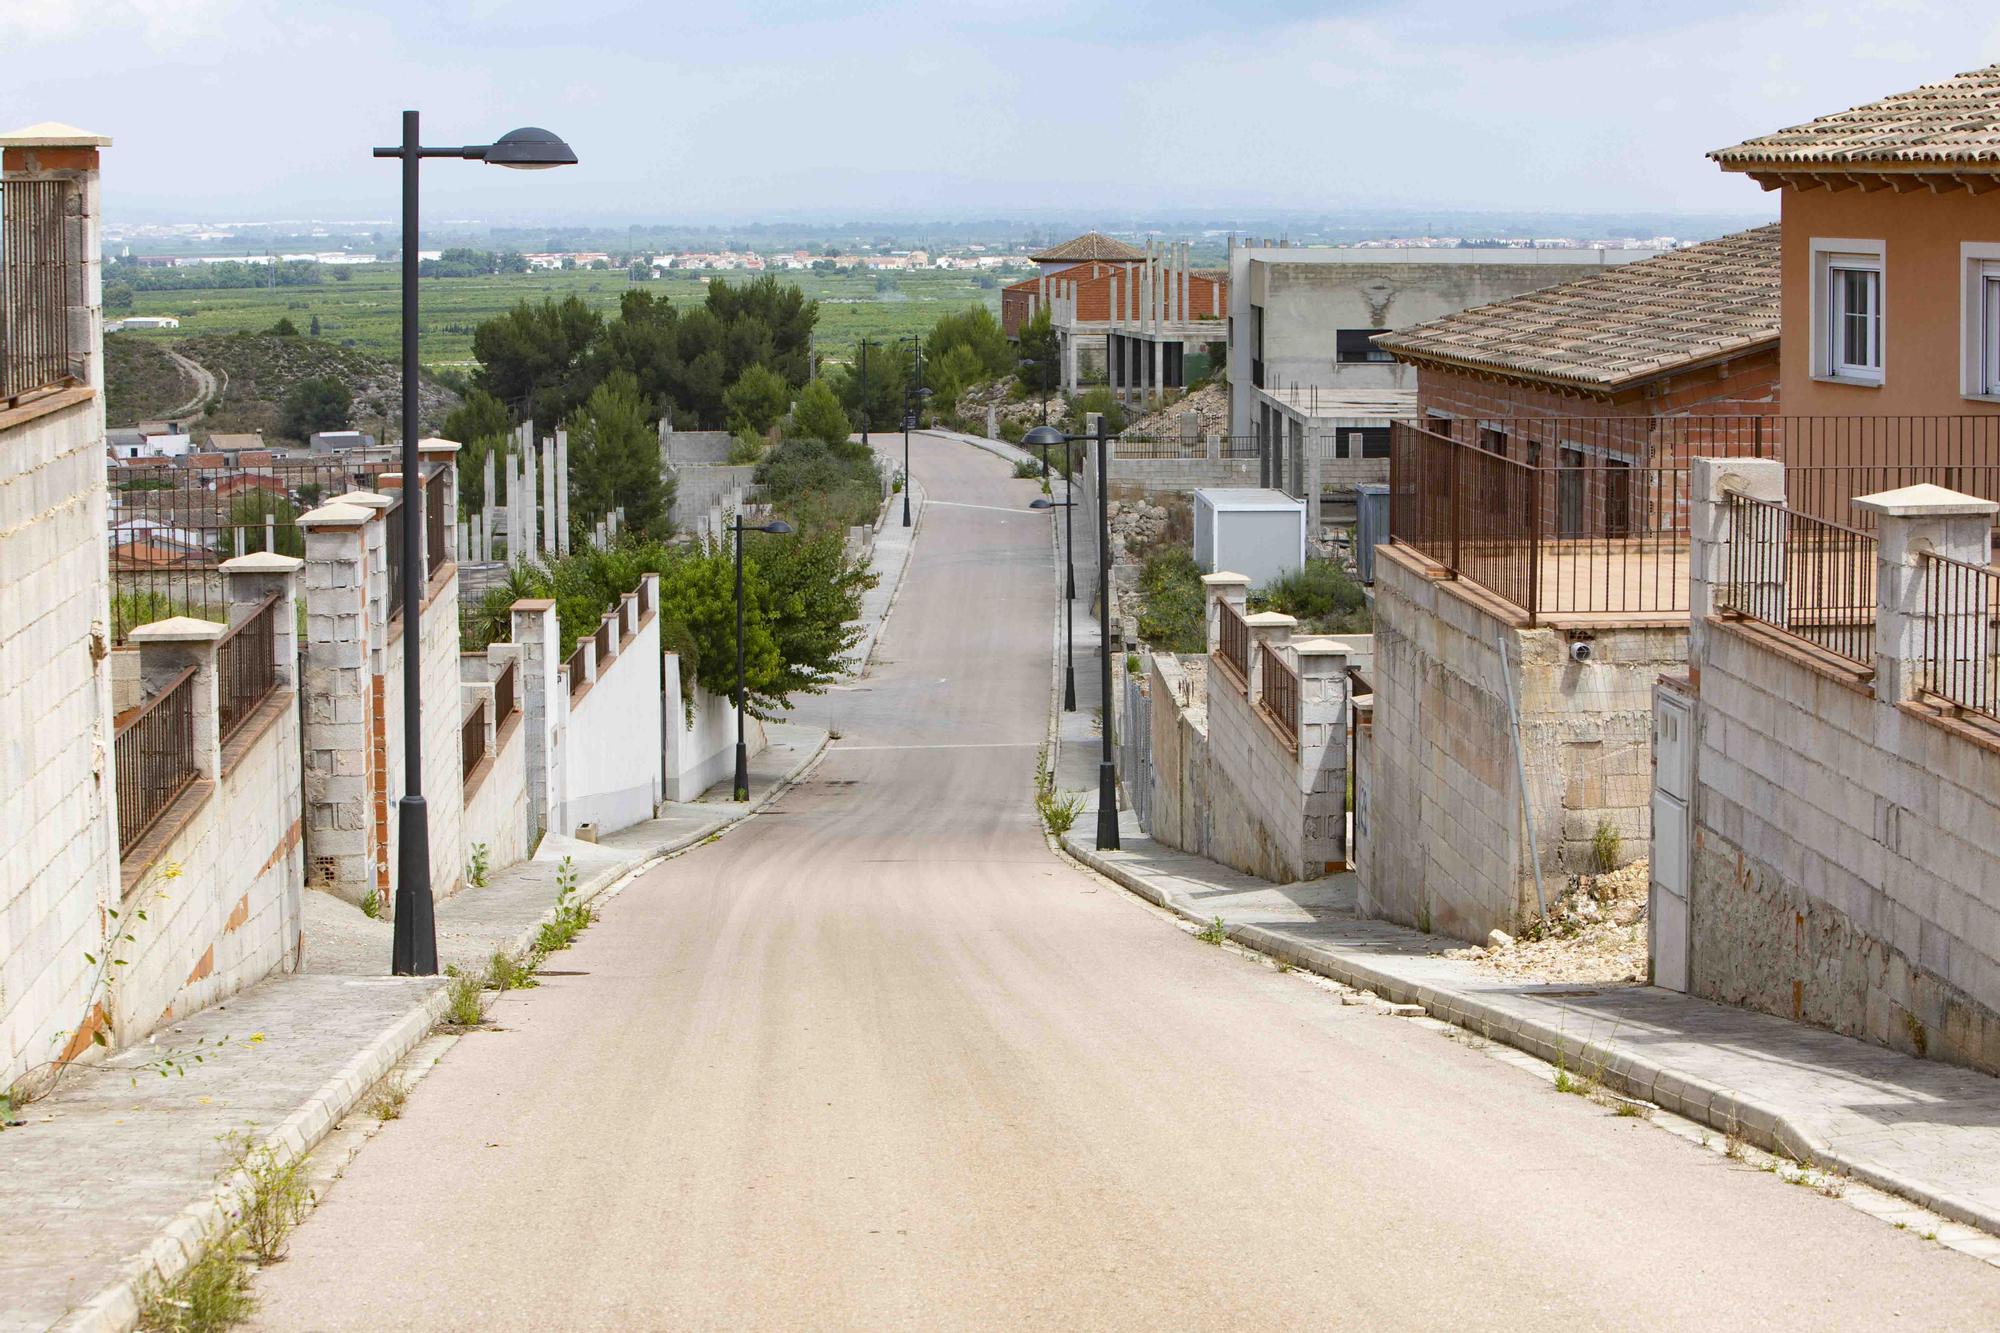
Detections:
[1960, 242, 2000, 402]
[1809, 238, 1885, 387]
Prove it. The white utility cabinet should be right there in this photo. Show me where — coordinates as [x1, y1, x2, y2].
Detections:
[1192, 488, 1306, 589]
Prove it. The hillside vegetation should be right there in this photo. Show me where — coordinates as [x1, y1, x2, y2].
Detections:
[103, 334, 197, 427]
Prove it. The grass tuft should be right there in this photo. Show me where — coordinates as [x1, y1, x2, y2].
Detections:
[138, 1228, 254, 1332]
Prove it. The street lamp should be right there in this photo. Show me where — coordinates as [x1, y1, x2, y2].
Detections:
[1024, 419, 1119, 850]
[902, 382, 931, 529]
[1018, 354, 1052, 426]
[732, 514, 793, 801]
[1029, 490, 1077, 713]
[373, 112, 575, 977]
[857, 338, 873, 448]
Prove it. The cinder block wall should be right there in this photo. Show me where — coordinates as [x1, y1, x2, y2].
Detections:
[1365, 547, 1679, 941]
[1690, 624, 2000, 1073]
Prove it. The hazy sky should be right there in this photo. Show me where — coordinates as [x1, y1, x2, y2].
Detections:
[6, 0, 1998, 224]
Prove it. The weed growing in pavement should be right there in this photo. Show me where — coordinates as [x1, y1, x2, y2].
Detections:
[138, 1226, 253, 1332]
[1609, 1099, 1651, 1119]
[223, 1132, 313, 1263]
[1723, 1127, 1747, 1159]
[442, 966, 487, 1027]
[360, 889, 382, 920]
[535, 857, 594, 956]
[1012, 457, 1042, 480]
[1590, 818, 1622, 874]
[1197, 916, 1228, 946]
[1036, 787, 1084, 837]
[489, 949, 539, 991]
[367, 1074, 409, 1121]
[467, 843, 491, 889]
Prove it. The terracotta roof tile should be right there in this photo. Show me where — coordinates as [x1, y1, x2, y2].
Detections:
[1028, 232, 1145, 263]
[1712, 65, 2000, 169]
[1373, 225, 1780, 391]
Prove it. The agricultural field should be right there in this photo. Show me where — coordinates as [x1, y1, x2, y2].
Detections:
[115, 266, 1005, 371]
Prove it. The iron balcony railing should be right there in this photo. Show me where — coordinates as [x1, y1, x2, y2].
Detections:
[425, 469, 449, 578]
[566, 643, 588, 698]
[1721, 494, 1877, 670]
[1113, 435, 1208, 460]
[215, 592, 280, 746]
[115, 666, 198, 854]
[462, 698, 488, 781]
[1220, 435, 1262, 460]
[1, 177, 76, 403]
[492, 659, 517, 724]
[1918, 552, 2000, 724]
[1261, 649, 1299, 746]
[385, 492, 406, 620]
[1217, 599, 1250, 680]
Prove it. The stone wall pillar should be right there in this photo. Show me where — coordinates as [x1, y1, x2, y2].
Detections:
[1245, 611, 1297, 706]
[1202, 571, 1251, 656]
[511, 599, 564, 837]
[1294, 638, 1352, 871]
[1853, 484, 2000, 704]
[1689, 456, 1785, 679]
[219, 552, 303, 688]
[298, 502, 375, 899]
[419, 438, 462, 566]
[1205, 432, 1221, 465]
[128, 618, 224, 781]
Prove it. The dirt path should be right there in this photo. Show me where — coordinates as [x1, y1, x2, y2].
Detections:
[160, 346, 221, 421]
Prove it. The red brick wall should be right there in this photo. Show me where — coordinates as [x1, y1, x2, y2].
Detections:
[1001, 264, 1229, 337]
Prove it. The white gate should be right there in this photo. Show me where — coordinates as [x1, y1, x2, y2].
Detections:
[1649, 683, 1694, 991]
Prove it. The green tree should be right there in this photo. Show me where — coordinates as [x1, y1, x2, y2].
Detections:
[103, 282, 135, 311]
[833, 340, 912, 436]
[926, 343, 984, 417]
[440, 389, 514, 513]
[659, 543, 785, 713]
[471, 294, 603, 428]
[309, 314, 322, 337]
[788, 377, 851, 443]
[269, 316, 301, 337]
[755, 437, 883, 533]
[566, 372, 671, 539]
[925, 305, 1012, 379]
[755, 528, 875, 704]
[1015, 306, 1058, 398]
[218, 491, 304, 558]
[723, 363, 789, 436]
[278, 375, 350, 440]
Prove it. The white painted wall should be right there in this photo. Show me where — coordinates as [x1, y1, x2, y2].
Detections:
[566, 613, 664, 833]
[663, 652, 765, 803]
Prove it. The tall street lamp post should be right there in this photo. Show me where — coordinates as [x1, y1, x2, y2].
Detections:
[733, 513, 793, 801]
[900, 335, 925, 528]
[373, 113, 575, 977]
[857, 338, 872, 447]
[1029, 483, 1077, 712]
[1024, 419, 1118, 849]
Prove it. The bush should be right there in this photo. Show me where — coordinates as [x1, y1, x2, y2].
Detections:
[1135, 549, 1206, 652]
[1253, 559, 1369, 635]
[1063, 386, 1128, 438]
[755, 437, 883, 534]
[788, 376, 852, 444]
[999, 417, 1026, 444]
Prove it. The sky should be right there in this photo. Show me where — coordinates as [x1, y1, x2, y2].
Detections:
[6, 0, 2000, 225]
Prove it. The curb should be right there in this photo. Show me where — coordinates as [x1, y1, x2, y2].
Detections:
[1058, 832, 2000, 1238]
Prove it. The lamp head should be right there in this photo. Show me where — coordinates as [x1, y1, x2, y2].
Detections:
[758, 519, 793, 535]
[483, 127, 577, 170]
[1022, 425, 1067, 448]
[1030, 498, 1054, 510]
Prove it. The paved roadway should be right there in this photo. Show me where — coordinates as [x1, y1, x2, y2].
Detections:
[252, 434, 2000, 1330]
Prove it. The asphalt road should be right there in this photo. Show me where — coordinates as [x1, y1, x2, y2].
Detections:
[251, 434, 2000, 1330]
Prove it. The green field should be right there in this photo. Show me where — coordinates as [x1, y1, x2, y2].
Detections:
[118, 267, 1004, 371]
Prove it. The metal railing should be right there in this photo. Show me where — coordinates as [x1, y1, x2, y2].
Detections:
[1217, 599, 1250, 679]
[462, 698, 488, 781]
[385, 492, 406, 620]
[492, 659, 517, 723]
[566, 643, 589, 698]
[595, 619, 614, 666]
[1113, 435, 1206, 460]
[1722, 494, 1877, 669]
[2, 178, 76, 403]
[115, 666, 198, 854]
[1261, 649, 1299, 745]
[425, 470, 449, 577]
[1918, 552, 2000, 723]
[1221, 435, 1262, 459]
[215, 593, 279, 746]
[109, 459, 372, 643]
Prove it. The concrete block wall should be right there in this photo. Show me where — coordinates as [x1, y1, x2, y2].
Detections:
[565, 583, 664, 835]
[670, 464, 760, 534]
[1364, 547, 1680, 942]
[1683, 465, 2000, 1073]
[381, 564, 465, 900]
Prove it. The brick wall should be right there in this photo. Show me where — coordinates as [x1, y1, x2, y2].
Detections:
[1414, 350, 1781, 438]
[1002, 264, 1229, 336]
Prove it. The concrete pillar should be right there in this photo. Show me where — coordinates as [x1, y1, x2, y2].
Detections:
[540, 436, 558, 556]
[1245, 611, 1297, 707]
[1294, 636, 1352, 871]
[1202, 572, 1251, 656]
[1853, 484, 2000, 704]
[219, 551, 304, 689]
[504, 447, 520, 565]
[298, 502, 375, 899]
[419, 437, 462, 566]
[1205, 432, 1221, 464]
[511, 598, 564, 838]
[1304, 428, 1328, 531]
[554, 428, 571, 556]
[127, 618, 225, 781]
[482, 446, 497, 561]
[1689, 457, 1785, 672]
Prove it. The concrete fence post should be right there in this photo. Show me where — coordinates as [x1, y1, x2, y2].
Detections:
[298, 502, 375, 899]
[1201, 571, 1251, 657]
[1688, 456, 1785, 670]
[1293, 637, 1352, 871]
[1853, 484, 1999, 704]
[511, 599, 563, 839]
[1245, 611, 1297, 707]
[128, 618, 225, 781]
[219, 552, 303, 688]
[419, 438, 462, 566]
[1205, 432, 1221, 465]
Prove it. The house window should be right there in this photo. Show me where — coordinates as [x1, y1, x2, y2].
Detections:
[1811, 240, 1884, 385]
[1342, 427, 1391, 459]
[1337, 328, 1394, 363]
[1985, 271, 2000, 396]
[1963, 247, 2000, 400]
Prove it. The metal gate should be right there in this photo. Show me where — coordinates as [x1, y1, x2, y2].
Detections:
[1650, 683, 1694, 991]
[1120, 670, 1152, 833]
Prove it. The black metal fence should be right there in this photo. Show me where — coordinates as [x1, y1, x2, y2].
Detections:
[462, 699, 488, 781]
[115, 665, 198, 853]
[1722, 494, 1877, 668]
[2, 177, 75, 403]
[1217, 599, 1249, 679]
[1261, 650, 1299, 745]
[492, 659, 517, 724]
[1919, 552, 2000, 723]
[216, 593, 279, 746]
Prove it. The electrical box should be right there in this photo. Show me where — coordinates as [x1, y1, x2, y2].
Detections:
[1192, 488, 1306, 590]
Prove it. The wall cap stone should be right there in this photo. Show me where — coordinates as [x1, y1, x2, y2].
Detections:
[416, 437, 463, 455]
[1293, 637, 1353, 656]
[332, 490, 393, 511]
[1245, 611, 1299, 629]
[129, 616, 227, 644]
[511, 598, 558, 611]
[1202, 571, 1252, 587]
[298, 502, 371, 529]
[0, 122, 112, 147]
[1852, 483, 1999, 520]
[219, 552, 305, 574]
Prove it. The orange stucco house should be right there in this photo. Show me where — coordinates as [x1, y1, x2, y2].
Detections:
[1711, 65, 2000, 423]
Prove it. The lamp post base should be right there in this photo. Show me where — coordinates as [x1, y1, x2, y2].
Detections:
[391, 795, 438, 975]
[1095, 761, 1121, 850]
[733, 740, 750, 803]
[902, 493, 911, 527]
[1064, 665, 1076, 712]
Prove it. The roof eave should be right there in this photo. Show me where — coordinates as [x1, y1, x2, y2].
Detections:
[1381, 335, 1779, 397]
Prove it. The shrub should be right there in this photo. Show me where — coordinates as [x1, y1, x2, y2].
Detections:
[1254, 559, 1370, 635]
[755, 437, 883, 534]
[1135, 549, 1206, 653]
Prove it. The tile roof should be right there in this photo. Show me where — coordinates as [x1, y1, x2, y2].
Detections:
[1029, 232, 1145, 263]
[1373, 225, 1781, 392]
[1712, 65, 2000, 169]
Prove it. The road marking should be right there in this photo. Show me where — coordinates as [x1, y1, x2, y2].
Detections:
[832, 742, 1039, 751]
[921, 500, 1038, 514]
